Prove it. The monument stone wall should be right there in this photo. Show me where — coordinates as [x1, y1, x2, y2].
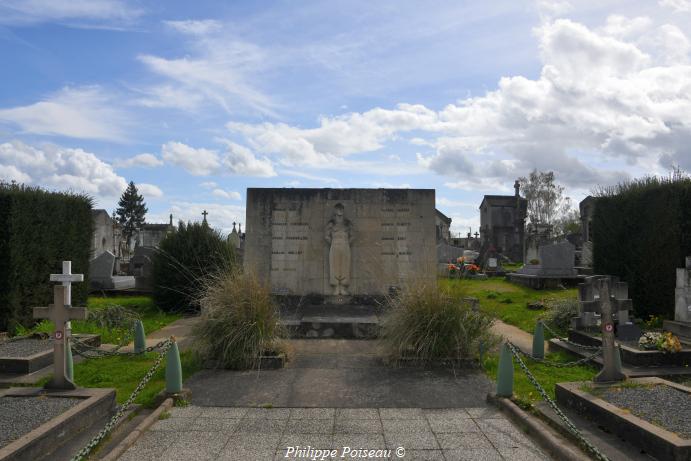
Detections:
[244, 188, 437, 296]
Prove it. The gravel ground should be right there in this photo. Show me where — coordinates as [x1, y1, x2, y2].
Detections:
[0, 396, 81, 448]
[600, 384, 691, 438]
[0, 339, 52, 358]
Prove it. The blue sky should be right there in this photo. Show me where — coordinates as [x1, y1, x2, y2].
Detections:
[1, 0, 690, 235]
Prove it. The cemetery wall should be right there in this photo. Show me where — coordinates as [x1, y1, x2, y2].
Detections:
[592, 178, 691, 318]
[0, 183, 93, 331]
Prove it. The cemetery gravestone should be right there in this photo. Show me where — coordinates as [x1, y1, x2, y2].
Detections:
[130, 246, 155, 291]
[89, 250, 135, 290]
[244, 188, 436, 299]
[663, 256, 691, 344]
[572, 275, 640, 340]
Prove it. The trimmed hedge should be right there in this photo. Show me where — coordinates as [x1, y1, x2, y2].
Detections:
[592, 176, 691, 319]
[152, 221, 236, 313]
[0, 183, 93, 332]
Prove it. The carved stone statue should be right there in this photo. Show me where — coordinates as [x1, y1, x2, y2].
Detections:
[325, 203, 353, 295]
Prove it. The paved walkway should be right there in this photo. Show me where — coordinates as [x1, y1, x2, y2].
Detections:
[186, 340, 493, 408]
[120, 406, 549, 461]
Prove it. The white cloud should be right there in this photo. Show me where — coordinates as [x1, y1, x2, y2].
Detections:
[0, 140, 127, 201]
[228, 103, 439, 168]
[138, 183, 163, 198]
[221, 141, 276, 177]
[161, 141, 220, 176]
[211, 188, 241, 200]
[659, 0, 691, 12]
[0, 0, 142, 25]
[163, 19, 221, 35]
[199, 181, 217, 189]
[0, 86, 127, 141]
[161, 140, 276, 177]
[137, 30, 275, 114]
[114, 153, 163, 168]
[135, 85, 206, 111]
[223, 17, 691, 188]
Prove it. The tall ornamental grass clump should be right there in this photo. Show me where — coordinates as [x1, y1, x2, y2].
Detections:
[193, 270, 283, 370]
[382, 283, 495, 363]
[152, 221, 236, 313]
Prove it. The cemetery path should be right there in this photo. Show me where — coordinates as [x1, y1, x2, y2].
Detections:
[491, 320, 546, 353]
[119, 405, 551, 461]
[184, 340, 493, 408]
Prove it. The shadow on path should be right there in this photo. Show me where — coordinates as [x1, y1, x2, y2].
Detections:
[187, 340, 492, 408]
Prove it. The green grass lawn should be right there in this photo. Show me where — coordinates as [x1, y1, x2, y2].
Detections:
[439, 277, 577, 334]
[16, 296, 181, 344]
[38, 349, 201, 408]
[483, 350, 598, 407]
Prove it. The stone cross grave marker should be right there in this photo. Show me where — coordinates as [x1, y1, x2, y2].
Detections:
[33, 285, 87, 390]
[594, 278, 626, 383]
[50, 261, 84, 332]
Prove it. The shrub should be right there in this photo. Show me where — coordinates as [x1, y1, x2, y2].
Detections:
[542, 298, 579, 332]
[152, 221, 236, 313]
[381, 283, 495, 363]
[0, 182, 92, 332]
[593, 173, 691, 319]
[193, 270, 283, 369]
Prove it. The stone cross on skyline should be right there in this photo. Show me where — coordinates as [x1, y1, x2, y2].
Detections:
[202, 210, 209, 222]
[33, 285, 88, 390]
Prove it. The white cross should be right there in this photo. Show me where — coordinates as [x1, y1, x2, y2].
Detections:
[50, 261, 84, 332]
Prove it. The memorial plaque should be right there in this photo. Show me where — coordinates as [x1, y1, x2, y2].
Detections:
[244, 188, 436, 297]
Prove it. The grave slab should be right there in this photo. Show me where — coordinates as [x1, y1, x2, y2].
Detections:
[556, 378, 691, 461]
[0, 334, 100, 375]
[0, 386, 115, 461]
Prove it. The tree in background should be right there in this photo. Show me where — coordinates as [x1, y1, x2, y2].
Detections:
[115, 181, 147, 248]
[518, 169, 576, 235]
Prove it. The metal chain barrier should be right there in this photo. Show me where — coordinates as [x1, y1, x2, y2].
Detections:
[516, 346, 602, 368]
[541, 321, 602, 351]
[506, 341, 610, 461]
[70, 338, 174, 461]
[71, 336, 170, 358]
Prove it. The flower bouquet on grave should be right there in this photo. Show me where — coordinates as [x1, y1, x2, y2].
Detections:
[464, 264, 480, 275]
[447, 263, 459, 277]
[638, 332, 662, 350]
[658, 331, 682, 353]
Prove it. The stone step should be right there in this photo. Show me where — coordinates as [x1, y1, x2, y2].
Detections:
[280, 304, 381, 339]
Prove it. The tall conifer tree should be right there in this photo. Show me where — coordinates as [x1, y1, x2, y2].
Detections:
[115, 181, 147, 248]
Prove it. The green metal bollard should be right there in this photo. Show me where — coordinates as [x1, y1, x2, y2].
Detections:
[66, 340, 74, 381]
[134, 320, 146, 354]
[165, 340, 183, 394]
[532, 321, 545, 359]
[496, 342, 514, 397]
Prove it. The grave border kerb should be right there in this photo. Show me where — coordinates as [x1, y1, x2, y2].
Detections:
[0, 386, 115, 461]
[556, 377, 691, 461]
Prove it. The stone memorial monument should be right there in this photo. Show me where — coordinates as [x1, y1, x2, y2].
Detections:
[244, 188, 436, 300]
[663, 256, 691, 344]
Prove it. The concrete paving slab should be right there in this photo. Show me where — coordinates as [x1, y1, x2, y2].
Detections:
[122, 405, 551, 461]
